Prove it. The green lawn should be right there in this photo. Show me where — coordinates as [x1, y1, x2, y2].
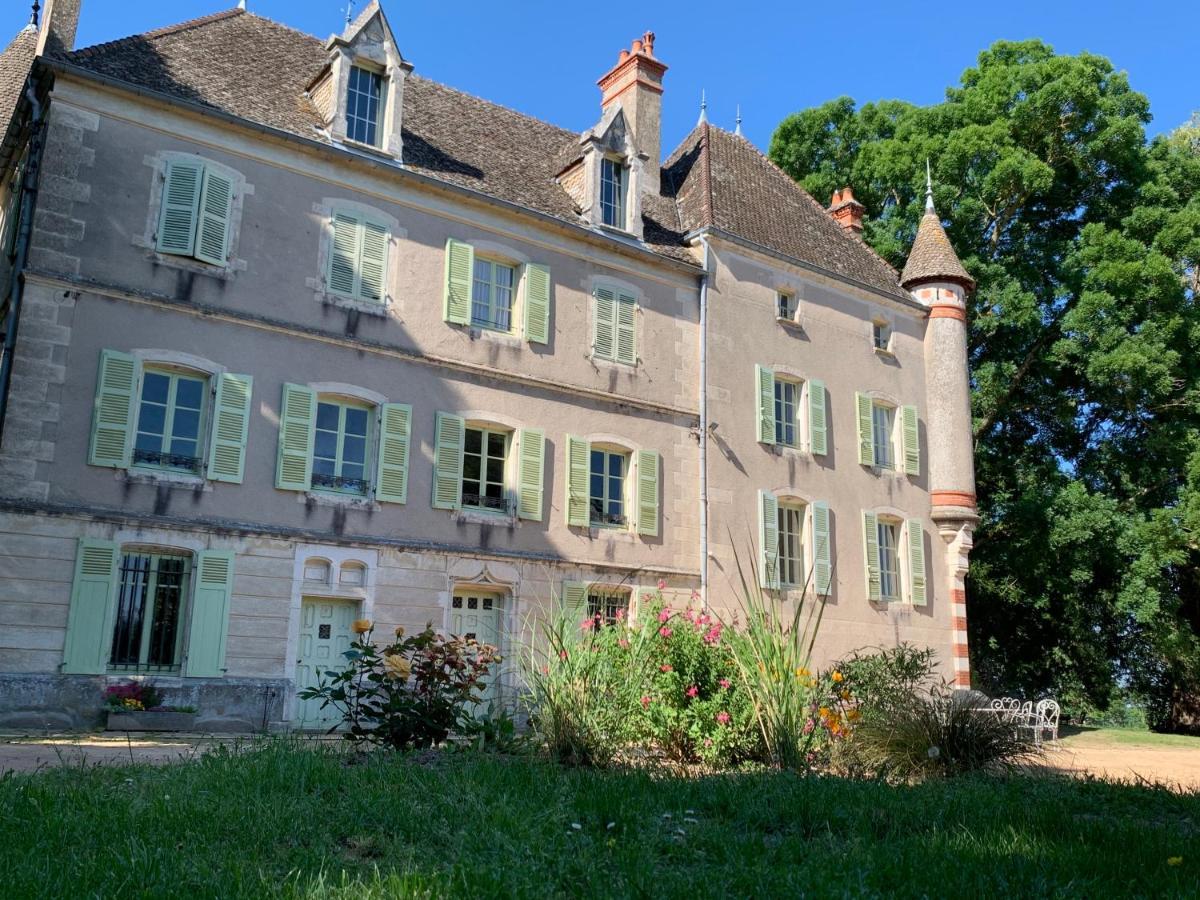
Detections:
[1062, 726, 1200, 750]
[1, 741, 1197, 898]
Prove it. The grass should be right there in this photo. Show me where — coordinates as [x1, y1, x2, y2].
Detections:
[1, 741, 1197, 898]
[1061, 726, 1200, 750]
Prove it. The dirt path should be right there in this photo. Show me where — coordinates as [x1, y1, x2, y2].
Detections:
[0, 734, 233, 774]
[1043, 734, 1200, 790]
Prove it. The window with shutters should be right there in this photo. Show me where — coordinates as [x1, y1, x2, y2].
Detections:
[133, 368, 208, 475]
[346, 65, 386, 147]
[777, 503, 806, 588]
[589, 446, 628, 527]
[327, 208, 390, 304]
[471, 258, 516, 332]
[461, 426, 512, 515]
[109, 551, 191, 673]
[312, 399, 373, 495]
[774, 378, 802, 448]
[587, 589, 630, 626]
[871, 402, 896, 469]
[154, 157, 238, 268]
[600, 157, 627, 229]
[876, 518, 902, 602]
[592, 286, 637, 365]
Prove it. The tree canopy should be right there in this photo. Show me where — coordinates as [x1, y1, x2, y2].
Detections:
[769, 40, 1200, 728]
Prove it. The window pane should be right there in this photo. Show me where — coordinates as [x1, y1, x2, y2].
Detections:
[316, 402, 340, 430]
[608, 454, 623, 478]
[590, 450, 604, 477]
[487, 432, 506, 456]
[313, 429, 337, 460]
[463, 451, 482, 481]
[169, 437, 198, 459]
[141, 372, 169, 404]
[342, 435, 366, 465]
[137, 402, 166, 437]
[344, 408, 368, 436]
[175, 378, 204, 410]
[313, 457, 335, 476]
[172, 408, 200, 441]
[341, 462, 365, 481]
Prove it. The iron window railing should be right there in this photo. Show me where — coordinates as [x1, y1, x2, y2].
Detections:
[462, 492, 515, 515]
[311, 472, 370, 494]
[132, 448, 203, 474]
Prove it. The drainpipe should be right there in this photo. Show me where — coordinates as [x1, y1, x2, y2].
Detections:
[698, 235, 711, 610]
[0, 79, 47, 440]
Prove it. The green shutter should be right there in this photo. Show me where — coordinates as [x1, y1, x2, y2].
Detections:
[432, 412, 465, 510]
[862, 511, 881, 602]
[156, 158, 203, 256]
[812, 501, 832, 596]
[207, 372, 252, 484]
[88, 350, 136, 469]
[359, 220, 389, 303]
[809, 379, 827, 456]
[755, 364, 776, 444]
[593, 287, 616, 360]
[443, 238, 474, 324]
[275, 383, 316, 492]
[561, 580, 589, 624]
[194, 166, 234, 266]
[856, 392, 875, 466]
[328, 210, 362, 297]
[902, 405, 920, 476]
[376, 403, 411, 504]
[908, 519, 927, 606]
[517, 428, 545, 521]
[62, 539, 120, 674]
[758, 489, 779, 590]
[185, 550, 234, 677]
[524, 264, 551, 344]
[635, 449, 660, 537]
[615, 293, 637, 365]
[565, 435, 590, 527]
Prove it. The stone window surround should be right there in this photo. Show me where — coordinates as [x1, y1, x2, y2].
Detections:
[449, 409, 524, 526]
[862, 389, 905, 479]
[582, 430, 645, 542]
[868, 307, 897, 357]
[770, 488, 817, 599]
[767, 364, 811, 458]
[306, 198, 404, 317]
[577, 104, 646, 241]
[463, 239, 531, 344]
[135, 152, 252, 279]
[437, 559, 520, 693]
[772, 275, 805, 328]
[866, 505, 913, 608]
[326, 26, 411, 161]
[298, 381, 389, 510]
[587, 274, 642, 370]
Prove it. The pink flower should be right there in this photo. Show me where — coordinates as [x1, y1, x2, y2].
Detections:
[716, 711, 731, 725]
[640, 695, 652, 708]
[658, 608, 671, 623]
[660, 664, 673, 673]
[690, 589, 701, 601]
[558, 650, 568, 660]
[659, 626, 673, 638]
[579, 618, 594, 631]
[703, 625, 722, 645]
[697, 614, 710, 626]
[704, 738, 713, 748]
[541, 666, 549, 675]
[803, 718, 815, 735]
[719, 678, 731, 690]
[618, 639, 630, 649]
[657, 579, 667, 590]
[686, 685, 699, 698]
[615, 608, 626, 621]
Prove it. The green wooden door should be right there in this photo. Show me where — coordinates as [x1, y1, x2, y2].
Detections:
[294, 597, 358, 728]
[450, 591, 502, 717]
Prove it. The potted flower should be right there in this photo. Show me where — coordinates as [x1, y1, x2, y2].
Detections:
[104, 682, 198, 732]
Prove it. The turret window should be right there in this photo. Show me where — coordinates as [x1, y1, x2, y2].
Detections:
[600, 158, 627, 228]
[346, 66, 386, 147]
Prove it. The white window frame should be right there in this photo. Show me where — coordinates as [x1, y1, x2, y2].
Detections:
[460, 423, 514, 516]
[777, 501, 807, 589]
[871, 401, 897, 470]
[345, 64, 388, 148]
[876, 516, 903, 602]
[600, 156, 628, 230]
[311, 396, 375, 497]
[470, 257, 519, 333]
[588, 443, 631, 529]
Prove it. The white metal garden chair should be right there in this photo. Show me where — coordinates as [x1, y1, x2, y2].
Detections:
[1035, 699, 1061, 744]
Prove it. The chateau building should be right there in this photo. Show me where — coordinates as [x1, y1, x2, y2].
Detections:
[0, 1, 978, 729]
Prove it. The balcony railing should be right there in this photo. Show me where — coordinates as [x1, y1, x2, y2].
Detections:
[590, 510, 627, 527]
[312, 472, 369, 494]
[462, 493, 515, 515]
[132, 448, 202, 474]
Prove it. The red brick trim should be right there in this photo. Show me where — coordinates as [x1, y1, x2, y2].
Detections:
[932, 490, 977, 509]
[929, 304, 966, 321]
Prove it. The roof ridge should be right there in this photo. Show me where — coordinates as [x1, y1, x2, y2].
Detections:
[700, 122, 715, 228]
[71, 8, 246, 58]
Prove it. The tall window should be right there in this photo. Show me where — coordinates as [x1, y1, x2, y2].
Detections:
[346, 66, 385, 146]
[313, 400, 371, 494]
[133, 369, 207, 474]
[872, 403, 895, 469]
[462, 426, 510, 512]
[777, 504, 806, 587]
[774, 379, 800, 447]
[110, 552, 190, 672]
[877, 519, 901, 601]
[600, 158, 626, 229]
[588, 590, 629, 626]
[589, 448, 626, 526]
[471, 259, 516, 332]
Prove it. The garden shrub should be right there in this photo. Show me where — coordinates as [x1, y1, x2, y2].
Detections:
[837, 643, 938, 718]
[298, 621, 499, 750]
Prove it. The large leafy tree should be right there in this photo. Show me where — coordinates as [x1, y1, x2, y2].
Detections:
[769, 41, 1200, 729]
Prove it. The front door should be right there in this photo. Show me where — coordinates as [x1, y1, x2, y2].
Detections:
[450, 591, 503, 715]
[295, 597, 358, 728]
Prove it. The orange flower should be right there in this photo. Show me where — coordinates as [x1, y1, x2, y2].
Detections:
[831, 671, 844, 683]
[351, 619, 373, 635]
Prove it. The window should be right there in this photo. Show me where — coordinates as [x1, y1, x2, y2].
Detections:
[600, 158, 627, 229]
[156, 158, 234, 266]
[587, 590, 629, 626]
[777, 290, 797, 320]
[872, 403, 895, 469]
[777, 503, 806, 588]
[471, 259, 516, 332]
[774, 379, 800, 447]
[593, 287, 637, 365]
[312, 400, 371, 494]
[328, 210, 389, 303]
[589, 448, 627, 526]
[877, 519, 901, 601]
[133, 369, 207, 474]
[462, 426, 511, 513]
[110, 551, 190, 672]
[873, 321, 892, 352]
[346, 66, 385, 146]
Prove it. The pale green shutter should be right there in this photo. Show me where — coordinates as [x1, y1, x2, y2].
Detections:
[517, 428, 545, 521]
[327, 211, 362, 297]
[635, 449, 660, 537]
[359, 220, 389, 303]
[88, 349, 136, 469]
[62, 539, 120, 674]
[524, 264, 551, 344]
[156, 158, 203, 256]
[275, 383, 316, 492]
[811, 501, 832, 596]
[593, 287, 616, 361]
[856, 392, 875, 466]
[432, 412, 465, 509]
[615, 293, 637, 365]
[185, 550, 234, 677]
[862, 511, 881, 602]
[758, 489, 779, 589]
[443, 238, 474, 324]
[755, 364, 776, 444]
[376, 403, 411, 504]
[207, 373, 252, 484]
[908, 519, 927, 606]
[194, 167, 234, 266]
[809, 379, 827, 456]
[902, 405, 920, 476]
[561, 580, 589, 624]
[565, 435, 590, 527]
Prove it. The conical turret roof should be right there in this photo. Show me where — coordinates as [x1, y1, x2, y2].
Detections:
[901, 207, 974, 291]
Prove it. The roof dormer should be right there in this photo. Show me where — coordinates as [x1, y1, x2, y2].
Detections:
[574, 105, 646, 240]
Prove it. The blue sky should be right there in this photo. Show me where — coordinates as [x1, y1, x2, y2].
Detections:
[5, 1, 1196, 157]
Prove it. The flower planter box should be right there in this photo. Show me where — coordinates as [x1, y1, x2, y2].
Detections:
[106, 710, 197, 732]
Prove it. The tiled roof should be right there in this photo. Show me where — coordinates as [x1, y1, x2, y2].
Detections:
[0, 25, 37, 139]
[900, 209, 975, 290]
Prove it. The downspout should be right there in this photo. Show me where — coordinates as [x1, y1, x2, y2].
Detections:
[0, 79, 47, 440]
[698, 235, 711, 611]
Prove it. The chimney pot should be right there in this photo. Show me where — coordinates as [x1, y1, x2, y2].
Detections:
[618, 49, 629, 63]
[828, 185, 866, 235]
[597, 34, 668, 194]
[642, 31, 655, 56]
[631, 39, 643, 55]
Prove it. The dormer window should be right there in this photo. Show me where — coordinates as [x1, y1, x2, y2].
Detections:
[346, 66, 386, 147]
[600, 158, 627, 229]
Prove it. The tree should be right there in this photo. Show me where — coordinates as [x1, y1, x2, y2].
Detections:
[769, 41, 1200, 729]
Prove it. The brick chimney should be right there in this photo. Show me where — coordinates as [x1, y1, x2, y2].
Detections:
[36, 0, 81, 58]
[597, 32, 666, 193]
[828, 187, 865, 235]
